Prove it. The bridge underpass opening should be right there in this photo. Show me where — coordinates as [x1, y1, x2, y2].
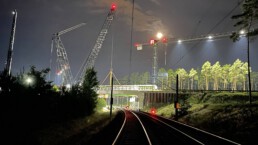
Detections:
[98, 94, 140, 110]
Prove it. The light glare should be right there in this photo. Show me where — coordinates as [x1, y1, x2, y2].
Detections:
[26, 77, 32, 84]
[156, 32, 163, 39]
[208, 35, 213, 40]
[66, 84, 71, 89]
[240, 30, 246, 35]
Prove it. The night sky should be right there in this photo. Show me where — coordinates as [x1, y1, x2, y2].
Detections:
[1, 0, 257, 83]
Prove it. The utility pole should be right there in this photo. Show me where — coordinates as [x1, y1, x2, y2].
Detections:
[175, 74, 179, 121]
[6, 10, 17, 76]
[110, 76, 114, 118]
[247, 24, 252, 104]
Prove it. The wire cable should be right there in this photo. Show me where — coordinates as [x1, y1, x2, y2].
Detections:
[171, 0, 244, 68]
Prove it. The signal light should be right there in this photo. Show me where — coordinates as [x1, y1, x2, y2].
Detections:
[150, 107, 156, 115]
[111, 3, 116, 11]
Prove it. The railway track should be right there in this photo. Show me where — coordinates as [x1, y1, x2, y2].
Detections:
[112, 110, 240, 145]
[112, 110, 151, 145]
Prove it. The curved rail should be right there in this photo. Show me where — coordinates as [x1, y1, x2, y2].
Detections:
[156, 114, 241, 145]
[112, 110, 152, 145]
[138, 111, 240, 145]
[131, 111, 152, 145]
[112, 110, 127, 145]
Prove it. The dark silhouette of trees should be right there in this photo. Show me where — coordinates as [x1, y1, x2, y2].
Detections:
[231, 0, 258, 104]
[0, 66, 100, 145]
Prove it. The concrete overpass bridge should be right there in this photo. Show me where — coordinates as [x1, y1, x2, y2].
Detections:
[97, 85, 177, 110]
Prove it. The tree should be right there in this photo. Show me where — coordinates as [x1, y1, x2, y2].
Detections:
[201, 61, 212, 90]
[189, 68, 198, 90]
[82, 68, 99, 115]
[21, 66, 52, 95]
[130, 72, 139, 85]
[0, 69, 17, 95]
[176, 68, 188, 89]
[167, 69, 175, 88]
[221, 64, 231, 90]
[142, 72, 150, 84]
[229, 59, 243, 91]
[231, 0, 258, 104]
[251, 71, 258, 90]
[240, 62, 249, 90]
[158, 68, 167, 90]
[211, 61, 222, 90]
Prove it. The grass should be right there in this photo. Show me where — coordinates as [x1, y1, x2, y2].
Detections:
[156, 104, 175, 118]
[153, 92, 258, 144]
[35, 111, 117, 145]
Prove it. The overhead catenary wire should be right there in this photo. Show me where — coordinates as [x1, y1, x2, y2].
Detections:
[171, 0, 244, 68]
[190, 0, 217, 37]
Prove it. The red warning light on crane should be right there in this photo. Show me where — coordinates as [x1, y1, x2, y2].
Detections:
[162, 37, 167, 43]
[150, 39, 158, 45]
[111, 3, 116, 11]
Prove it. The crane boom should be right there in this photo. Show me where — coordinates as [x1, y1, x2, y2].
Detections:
[52, 23, 86, 86]
[77, 4, 116, 83]
[58, 23, 86, 36]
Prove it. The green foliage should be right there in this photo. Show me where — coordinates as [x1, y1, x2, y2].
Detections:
[157, 104, 175, 117]
[82, 68, 99, 115]
[201, 61, 211, 90]
[96, 98, 107, 111]
[231, 0, 258, 41]
[121, 59, 258, 91]
[188, 92, 258, 104]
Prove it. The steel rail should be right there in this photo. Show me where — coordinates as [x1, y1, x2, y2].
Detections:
[138, 111, 205, 144]
[112, 110, 127, 145]
[155, 113, 241, 145]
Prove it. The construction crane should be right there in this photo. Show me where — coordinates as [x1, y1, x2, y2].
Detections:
[51, 23, 86, 86]
[75, 3, 117, 83]
[6, 9, 17, 76]
[135, 32, 168, 85]
[135, 31, 239, 85]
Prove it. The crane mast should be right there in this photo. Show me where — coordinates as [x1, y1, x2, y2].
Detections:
[77, 4, 116, 83]
[6, 10, 17, 76]
[52, 23, 86, 86]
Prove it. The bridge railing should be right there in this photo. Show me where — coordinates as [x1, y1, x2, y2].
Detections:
[98, 85, 158, 91]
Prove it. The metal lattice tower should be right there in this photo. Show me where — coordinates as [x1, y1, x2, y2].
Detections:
[6, 10, 17, 76]
[152, 44, 158, 84]
[77, 4, 116, 83]
[52, 23, 86, 86]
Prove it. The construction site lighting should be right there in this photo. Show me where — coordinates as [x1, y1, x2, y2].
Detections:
[156, 32, 163, 40]
[208, 35, 213, 40]
[26, 77, 33, 85]
[66, 84, 71, 89]
[240, 30, 246, 35]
